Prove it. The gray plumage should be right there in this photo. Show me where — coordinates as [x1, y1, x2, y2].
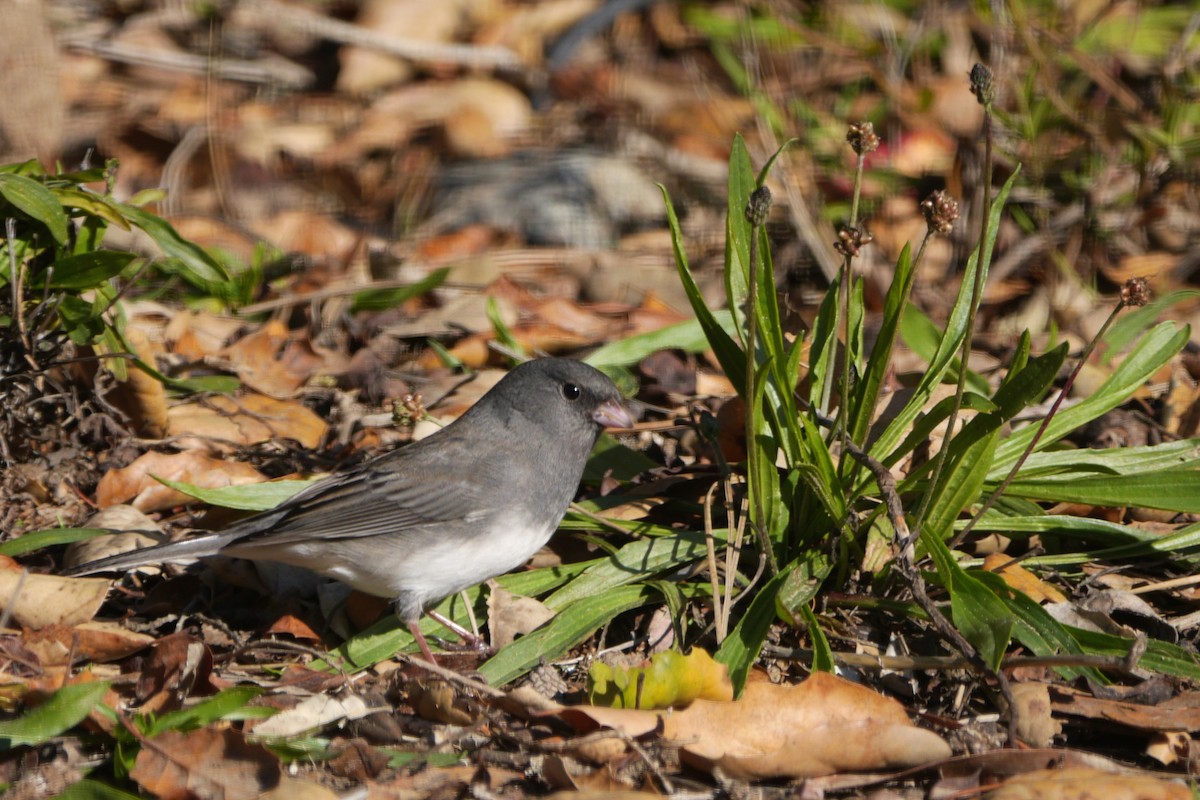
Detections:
[66, 358, 634, 660]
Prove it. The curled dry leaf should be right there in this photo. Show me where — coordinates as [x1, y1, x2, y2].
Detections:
[251, 693, 381, 739]
[986, 766, 1190, 800]
[167, 393, 327, 449]
[0, 556, 110, 629]
[557, 671, 950, 780]
[63, 504, 167, 571]
[488, 584, 555, 649]
[96, 451, 267, 513]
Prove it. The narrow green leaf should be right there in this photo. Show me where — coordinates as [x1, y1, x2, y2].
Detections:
[0, 681, 111, 748]
[874, 169, 1022, 461]
[147, 686, 265, 736]
[850, 243, 914, 445]
[55, 780, 143, 800]
[0, 172, 69, 244]
[43, 251, 137, 289]
[153, 476, 320, 511]
[658, 184, 745, 390]
[350, 267, 449, 314]
[544, 530, 719, 609]
[924, 533, 1012, 671]
[1004, 467, 1200, 513]
[0, 528, 110, 557]
[479, 585, 655, 686]
[116, 203, 229, 284]
[53, 186, 132, 231]
[992, 322, 1189, 469]
[585, 310, 738, 368]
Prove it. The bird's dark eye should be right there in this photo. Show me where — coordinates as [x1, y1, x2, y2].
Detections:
[562, 383, 581, 401]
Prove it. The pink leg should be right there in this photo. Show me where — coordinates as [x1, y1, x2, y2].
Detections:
[407, 620, 438, 664]
[425, 609, 492, 654]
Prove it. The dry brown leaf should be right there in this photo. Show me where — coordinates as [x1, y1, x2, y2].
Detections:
[165, 309, 245, 360]
[222, 319, 322, 397]
[556, 671, 950, 779]
[136, 632, 216, 714]
[263, 614, 322, 643]
[21, 621, 154, 666]
[1145, 731, 1192, 767]
[258, 777, 340, 800]
[488, 584, 555, 649]
[325, 78, 531, 161]
[167, 393, 327, 449]
[535, 297, 614, 339]
[336, 0, 488, 94]
[131, 727, 281, 800]
[96, 451, 267, 512]
[104, 327, 168, 437]
[1052, 685, 1200, 733]
[986, 766, 1190, 800]
[1007, 683, 1062, 748]
[63, 505, 168, 571]
[0, 556, 110, 629]
[477, 0, 599, 63]
[983, 554, 1068, 604]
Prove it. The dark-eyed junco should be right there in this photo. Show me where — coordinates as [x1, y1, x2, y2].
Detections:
[66, 358, 635, 662]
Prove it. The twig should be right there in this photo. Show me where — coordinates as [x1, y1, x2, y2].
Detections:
[61, 33, 313, 87]
[238, 0, 522, 72]
[843, 438, 1020, 744]
[761, 643, 1146, 674]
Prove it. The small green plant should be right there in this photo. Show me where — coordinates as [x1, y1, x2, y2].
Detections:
[0, 158, 230, 465]
[656, 61, 1200, 701]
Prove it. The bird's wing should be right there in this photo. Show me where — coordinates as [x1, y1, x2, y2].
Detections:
[229, 428, 504, 549]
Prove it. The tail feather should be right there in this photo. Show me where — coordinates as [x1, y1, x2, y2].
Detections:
[63, 531, 245, 576]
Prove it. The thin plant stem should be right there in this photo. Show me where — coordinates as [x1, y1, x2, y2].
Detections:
[912, 77, 995, 534]
[744, 189, 778, 577]
[951, 297, 1130, 548]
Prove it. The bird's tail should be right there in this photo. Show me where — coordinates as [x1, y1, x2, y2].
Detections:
[62, 530, 247, 576]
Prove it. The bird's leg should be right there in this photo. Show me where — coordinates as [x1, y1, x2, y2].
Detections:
[425, 609, 492, 654]
[407, 620, 439, 664]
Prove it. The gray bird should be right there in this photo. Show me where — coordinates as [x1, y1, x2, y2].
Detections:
[66, 358, 635, 662]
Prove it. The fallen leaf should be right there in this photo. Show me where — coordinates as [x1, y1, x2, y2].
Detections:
[96, 451, 267, 512]
[167, 393, 327, 449]
[986, 766, 1190, 799]
[21, 621, 154, 666]
[557, 671, 950, 779]
[983, 554, 1068, 604]
[488, 584, 555, 649]
[0, 557, 109, 629]
[587, 648, 733, 709]
[131, 727, 281, 800]
[221, 319, 322, 397]
[251, 693, 381, 739]
[62, 505, 168, 571]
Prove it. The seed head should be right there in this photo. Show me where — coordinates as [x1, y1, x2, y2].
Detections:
[1120, 277, 1151, 308]
[834, 225, 873, 258]
[920, 190, 959, 235]
[745, 185, 772, 227]
[846, 121, 880, 156]
[969, 63, 995, 107]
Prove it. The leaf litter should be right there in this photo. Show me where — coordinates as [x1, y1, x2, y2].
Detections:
[1, 1, 1199, 798]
